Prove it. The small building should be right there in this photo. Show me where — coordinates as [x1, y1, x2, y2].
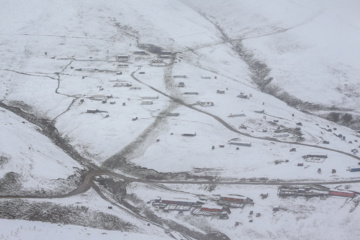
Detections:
[76, 67, 97, 72]
[274, 133, 290, 138]
[160, 197, 202, 206]
[160, 51, 172, 55]
[117, 55, 129, 61]
[237, 93, 248, 99]
[87, 109, 100, 114]
[139, 72, 145, 74]
[254, 110, 265, 114]
[200, 204, 224, 213]
[278, 186, 329, 197]
[201, 76, 211, 79]
[159, 55, 171, 59]
[152, 59, 164, 63]
[173, 75, 187, 78]
[348, 167, 360, 172]
[329, 189, 355, 198]
[86, 109, 107, 114]
[228, 113, 246, 118]
[217, 90, 225, 94]
[323, 140, 330, 144]
[166, 113, 180, 117]
[141, 101, 153, 105]
[290, 148, 296, 152]
[142, 96, 159, 99]
[296, 122, 303, 126]
[177, 82, 185, 87]
[130, 87, 141, 90]
[228, 139, 251, 147]
[219, 194, 253, 204]
[182, 133, 196, 137]
[133, 51, 148, 55]
[304, 154, 328, 159]
[198, 101, 214, 107]
[183, 92, 199, 95]
[114, 83, 132, 87]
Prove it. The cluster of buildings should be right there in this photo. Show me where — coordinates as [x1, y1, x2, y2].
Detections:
[151, 194, 253, 219]
[278, 185, 357, 198]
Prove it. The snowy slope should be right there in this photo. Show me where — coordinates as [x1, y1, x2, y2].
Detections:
[184, 0, 360, 112]
[0, 108, 82, 192]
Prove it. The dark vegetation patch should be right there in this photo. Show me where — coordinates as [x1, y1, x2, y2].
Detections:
[0, 199, 136, 231]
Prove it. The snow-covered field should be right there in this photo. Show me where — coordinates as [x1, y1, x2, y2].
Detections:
[1, 0, 360, 239]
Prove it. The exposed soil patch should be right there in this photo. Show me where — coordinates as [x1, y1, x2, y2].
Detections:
[0, 199, 135, 231]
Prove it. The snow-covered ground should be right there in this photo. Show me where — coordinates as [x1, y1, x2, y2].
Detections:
[185, 0, 360, 109]
[0, 108, 82, 192]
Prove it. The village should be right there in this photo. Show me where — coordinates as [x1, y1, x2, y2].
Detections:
[149, 194, 254, 220]
[145, 184, 359, 222]
[60, 48, 360, 177]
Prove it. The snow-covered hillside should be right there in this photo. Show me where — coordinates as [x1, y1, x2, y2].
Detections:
[1, 0, 360, 239]
[184, 0, 360, 128]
